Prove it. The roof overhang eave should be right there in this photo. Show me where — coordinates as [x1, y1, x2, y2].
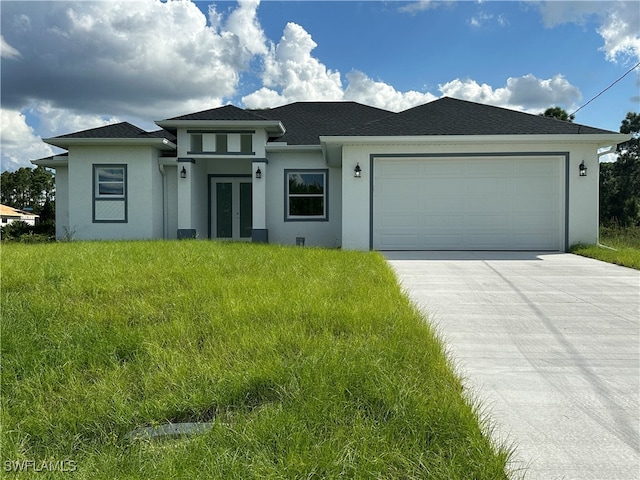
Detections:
[43, 137, 177, 151]
[31, 155, 69, 168]
[320, 133, 632, 146]
[155, 119, 286, 137]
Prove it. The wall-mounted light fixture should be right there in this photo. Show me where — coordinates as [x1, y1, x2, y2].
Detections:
[255, 167, 262, 179]
[354, 163, 362, 178]
[180, 166, 187, 178]
[579, 161, 587, 177]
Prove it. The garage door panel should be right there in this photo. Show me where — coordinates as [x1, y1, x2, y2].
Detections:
[418, 215, 463, 227]
[423, 234, 464, 249]
[513, 195, 559, 212]
[377, 178, 421, 194]
[373, 156, 564, 251]
[378, 161, 420, 176]
[378, 234, 420, 249]
[419, 197, 464, 213]
[377, 214, 421, 228]
[376, 196, 420, 212]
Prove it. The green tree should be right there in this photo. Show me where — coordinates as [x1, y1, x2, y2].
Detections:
[600, 112, 640, 227]
[1, 166, 56, 237]
[1, 166, 55, 213]
[540, 106, 575, 122]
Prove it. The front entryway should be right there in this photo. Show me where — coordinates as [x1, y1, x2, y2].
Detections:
[210, 177, 252, 240]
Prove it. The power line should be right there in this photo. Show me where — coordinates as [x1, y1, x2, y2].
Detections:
[569, 61, 640, 117]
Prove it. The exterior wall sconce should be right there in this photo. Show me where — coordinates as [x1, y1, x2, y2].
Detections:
[354, 163, 362, 178]
[180, 166, 187, 178]
[579, 161, 587, 177]
[255, 167, 262, 179]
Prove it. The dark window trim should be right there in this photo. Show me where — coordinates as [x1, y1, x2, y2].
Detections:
[284, 169, 329, 222]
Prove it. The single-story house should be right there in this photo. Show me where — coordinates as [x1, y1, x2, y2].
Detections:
[0, 204, 39, 227]
[33, 97, 629, 251]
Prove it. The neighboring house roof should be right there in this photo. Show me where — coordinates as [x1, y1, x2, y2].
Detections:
[0, 204, 38, 218]
[338, 97, 616, 137]
[249, 102, 394, 145]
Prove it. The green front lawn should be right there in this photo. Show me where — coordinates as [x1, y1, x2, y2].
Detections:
[1, 241, 512, 479]
[571, 226, 640, 270]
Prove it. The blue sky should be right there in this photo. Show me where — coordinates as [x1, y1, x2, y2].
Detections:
[1, 0, 639, 170]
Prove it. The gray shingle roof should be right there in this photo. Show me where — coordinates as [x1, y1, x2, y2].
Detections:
[165, 104, 270, 121]
[250, 102, 394, 145]
[339, 97, 616, 136]
[53, 122, 148, 139]
[50, 122, 176, 143]
[48, 98, 618, 149]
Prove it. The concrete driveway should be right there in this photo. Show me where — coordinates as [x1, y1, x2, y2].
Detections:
[385, 252, 639, 480]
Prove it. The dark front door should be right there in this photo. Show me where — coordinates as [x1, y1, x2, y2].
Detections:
[211, 178, 252, 240]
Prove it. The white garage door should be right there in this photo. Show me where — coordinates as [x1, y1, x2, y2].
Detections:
[373, 156, 564, 250]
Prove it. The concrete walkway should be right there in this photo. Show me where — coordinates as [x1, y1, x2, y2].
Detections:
[385, 252, 639, 480]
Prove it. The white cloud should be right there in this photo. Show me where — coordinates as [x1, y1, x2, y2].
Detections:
[1, 0, 267, 119]
[399, 0, 454, 14]
[399, 1, 437, 14]
[30, 103, 120, 138]
[0, 35, 21, 59]
[536, 1, 640, 63]
[1, 109, 54, 171]
[468, 12, 509, 28]
[344, 71, 437, 112]
[438, 74, 582, 112]
[242, 24, 437, 112]
[597, 3, 640, 62]
[242, 22, 343, 108]
[225, 0, 268, 57]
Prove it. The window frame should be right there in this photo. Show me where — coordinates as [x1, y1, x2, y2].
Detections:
[93, 164, 128, 223]
[284, 169, 329, 222]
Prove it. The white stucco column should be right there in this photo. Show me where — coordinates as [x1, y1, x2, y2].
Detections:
[342, 148, 371, 250]
[177, 159, 196, 239]
[252, 159, 268, 242]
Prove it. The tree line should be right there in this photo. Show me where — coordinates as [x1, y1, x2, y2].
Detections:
[1, 166, 55, 240]
[541, 108, 639, 228]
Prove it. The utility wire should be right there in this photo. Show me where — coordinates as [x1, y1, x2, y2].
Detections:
[570, 61, 640, 117]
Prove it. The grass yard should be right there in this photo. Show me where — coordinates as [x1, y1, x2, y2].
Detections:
[1, 241, 512, 479]
[571, 226, 640, 270]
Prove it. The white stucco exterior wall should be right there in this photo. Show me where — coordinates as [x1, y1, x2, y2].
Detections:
[265, 149, 342, 248]
[66, 145, 164, 240]
[53, 165, 70, 239]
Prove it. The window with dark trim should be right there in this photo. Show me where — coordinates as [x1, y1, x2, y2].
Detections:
[190, 134, 203, 153]
[216, 134, 228, 153]
[93, 165, 127, 223]
[285, 170, 328, 221]
[240, 134, 253, 153]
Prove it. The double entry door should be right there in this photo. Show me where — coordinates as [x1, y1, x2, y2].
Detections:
[210, 177, 252, 240]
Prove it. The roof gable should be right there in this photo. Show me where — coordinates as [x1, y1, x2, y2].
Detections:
[339, 97, 617, 136]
